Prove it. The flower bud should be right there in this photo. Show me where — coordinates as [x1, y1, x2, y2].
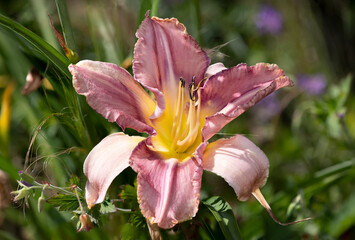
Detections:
[38, 195, 46, 213]
[18, 172, 35, 185]
[77, 213, 94, 232]
[22, 68, 43, 96]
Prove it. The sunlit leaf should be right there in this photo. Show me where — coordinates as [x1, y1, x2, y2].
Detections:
[202, 196, 242, 240]
[47, 194, 79, 211]
[99, 199, 116, 214]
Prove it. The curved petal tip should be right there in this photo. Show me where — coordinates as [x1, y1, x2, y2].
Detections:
[84, 133, 145, 207]
[203, 135, 269, 201]
[252, 188, 312, 226]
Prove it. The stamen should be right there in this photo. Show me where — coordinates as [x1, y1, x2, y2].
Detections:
[175, 98, 193, 145]
[174, 76, 195, 145]
[188, 85, 195, 101]
[196, 77, 206, 89]
[179, 77, 185, 87]
[188, 76, 197, 101]
[171, 78, 183, 138]
[172, 77, 186, 145]
[176, 89, 201, 152]
[191, 76, 196, 85]
[172, 76, 204, 153]
[189, 76, 206, 102]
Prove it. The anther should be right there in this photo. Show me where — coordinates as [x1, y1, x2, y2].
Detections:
[196, 77, 207, 89]
[191, 76, 196, 85]
[188, 76, 197, 101]
[179, 77, 185, 87]
[188, 84, 195, 101]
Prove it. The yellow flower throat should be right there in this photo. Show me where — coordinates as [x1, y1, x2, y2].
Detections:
[151, 77, 205, 162]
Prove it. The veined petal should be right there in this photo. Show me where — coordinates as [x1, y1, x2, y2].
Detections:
[201, 63, 293, 140]
[69, 60, 156, 134]
[130, 139, 203, 229]
[202, 135, 269, 201]
[84, 133, 145, 207]
[133, 12, 210, 118]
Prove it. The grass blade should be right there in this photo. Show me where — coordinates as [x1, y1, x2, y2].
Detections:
[55, 0, 77, 51]
[29, 0, 59, 49]
[0, 13, 70, 78]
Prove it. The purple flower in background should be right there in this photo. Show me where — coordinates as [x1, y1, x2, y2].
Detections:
[298, 74, 327, 95]
[253, 92, 282, 122]
[255, 5, 283, 35]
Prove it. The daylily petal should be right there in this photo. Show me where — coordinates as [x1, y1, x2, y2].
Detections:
[69, 60, 156, 134]
[133, 12, 210, 118]
[202, 134, 269, 201]
[84, 133, 145, 207]
[130, 139, 203, 229]
[201, 63, 293, 140]
[205, 62, 227, 79]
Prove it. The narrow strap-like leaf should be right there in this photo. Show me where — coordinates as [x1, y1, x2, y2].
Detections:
[151, 0, 160, 16]
[202, 196, 243, 240]
[55, 0, 77, 51]
[0, 13, 71, 78]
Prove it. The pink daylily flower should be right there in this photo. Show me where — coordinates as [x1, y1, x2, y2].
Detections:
[69, 13, 293, 229]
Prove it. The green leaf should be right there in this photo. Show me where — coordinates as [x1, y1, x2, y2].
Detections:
[100, 199, 116, 214]
[332, 74, 352, 110]
[326, 112, 342, 138]
[328, 192, 355, 237]
[138, 0, 160, 22]
[129, 213, 147, 229]
[29, 0, 59, 49]
[312, 159, 354, 183]
[121, 223, 148, 240]
[67, 174, 80, 187]
[138, 0, 151, 24]
[86, 7, 122, 64]
[304, 163, 353, 198]
[202, 196, 242, 240]
[47, 194, 79, 211]
[55, 0, 77, 51]
[119, 183, 146, 228]
[0, 13, 70, 78]
[286, 191, 305, 219]
[19, 172, 35, 185]
[119, 184, 138, 203]
[151, 0, 160, 16]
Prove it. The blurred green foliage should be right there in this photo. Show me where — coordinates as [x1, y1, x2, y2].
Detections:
[0, 0, 354, 239]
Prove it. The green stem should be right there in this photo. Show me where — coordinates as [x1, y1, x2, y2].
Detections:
[30, 181, 77, 196]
